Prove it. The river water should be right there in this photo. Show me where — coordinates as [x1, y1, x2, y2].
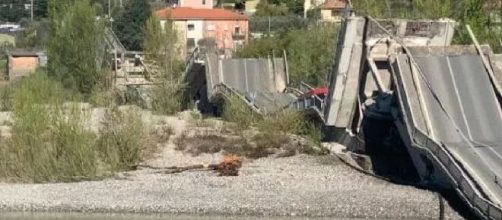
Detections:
[0, 213, 338, 220]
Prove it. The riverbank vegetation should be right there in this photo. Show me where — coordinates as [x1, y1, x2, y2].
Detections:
[144, 14, 185, 115]
[0, 0, 154, 183]
[0, 73, 151, 183]
[221, 95, 326, 155]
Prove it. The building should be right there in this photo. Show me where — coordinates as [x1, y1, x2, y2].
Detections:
[155, 7, 248, 57]
[7, 51, 46, 81]
[177, 0, 215, 9]
[304, 0, 326, 18]
[320, 0, 347, 22]
[244, 0, 260, 15]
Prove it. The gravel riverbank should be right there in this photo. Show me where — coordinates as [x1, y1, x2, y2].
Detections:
[0, 154, 463, 219]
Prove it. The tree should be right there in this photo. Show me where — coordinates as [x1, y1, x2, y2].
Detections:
[255, 1, 289, 16]
[47, 0, 106, 95]
[236, 24, 338, 86]
[269, 0, 303, 15]
[34, 0, 49, 19]
[113, 0, 151, 51]
[411, 0, 453, 19]
[0, 0, 30, 22]
[144, 14, 184, 114]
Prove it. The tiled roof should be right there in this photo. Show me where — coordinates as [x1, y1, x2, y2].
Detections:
[155, 7, 248, 20]
[320, 0, 347, 9]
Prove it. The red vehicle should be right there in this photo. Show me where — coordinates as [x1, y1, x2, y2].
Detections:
[305, 87, 329, 98]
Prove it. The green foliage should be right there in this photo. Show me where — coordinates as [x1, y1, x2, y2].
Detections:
[151, 76, 185, 114]
[0, 82, 13, 111]
[255, 0, 304, 16]
[411, 0, 453, 19]
[15, 20, 49, 49]
[0, 73, 152, 182]
[237, 24, 338, 86]
[0, 73, 98, 182]
[144, 14, 185, 115]
[255, 1, 290, 16]
[144, 15, 178, 66]
[0, 34, 15, 49]
[222, 95, 261, 130]
[0, 0, 29, 22]
[97, 107, 148, 171]
[257, 109, 302, 135]
[89, 85, 121, 107]
[34, 0, 49, 19]
[47, 0, 106, 95]
[113, 0, 151, 51]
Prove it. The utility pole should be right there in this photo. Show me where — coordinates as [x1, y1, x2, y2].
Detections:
[30, 0, 34, 21]
[108, 0, 111, 18]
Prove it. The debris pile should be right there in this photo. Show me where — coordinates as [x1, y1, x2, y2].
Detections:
[213, 154, 242, 176]
[140, 154, 243, 176]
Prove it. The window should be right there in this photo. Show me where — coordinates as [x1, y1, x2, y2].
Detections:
[234, 26, 241, 34]
[187, 38, 196, 48]
[331, 10, 339, 17]
[202, 0, 206, 5]
[187, 24, 195, 31]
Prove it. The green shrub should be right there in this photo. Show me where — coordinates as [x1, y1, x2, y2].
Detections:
[236, 24, 338, 86]
[151, 79, 184, 115]
[222, 95, 261, 130]
[296, 120, 326, 154]
[257, 109, 302, 134]
[0, 73, 98, 182]
[0, 73, 152, 182]
[89, 86, 121, 107]
[97, 107, 150, 171]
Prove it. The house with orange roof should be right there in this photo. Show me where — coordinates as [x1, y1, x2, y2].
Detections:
[320, 0, 347, 22]
[177, 0, 215, 9]
[155, 7, 248, 58]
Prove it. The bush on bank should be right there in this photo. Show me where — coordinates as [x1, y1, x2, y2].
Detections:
[0, 73, 150, 183]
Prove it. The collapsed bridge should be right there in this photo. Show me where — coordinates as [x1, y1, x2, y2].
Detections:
[182, 15, 502, 220]
[324, 16, 502, 220]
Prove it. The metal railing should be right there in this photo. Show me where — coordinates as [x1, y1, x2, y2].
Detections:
[212, 83, 262, 114]
[290, 94, 325, 119]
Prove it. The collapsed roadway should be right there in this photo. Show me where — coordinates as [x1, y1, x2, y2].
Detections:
[184, 15, 502, 220]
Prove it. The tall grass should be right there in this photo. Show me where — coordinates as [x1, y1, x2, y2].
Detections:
[222, 95, 261, 131]
[151, 78, 185, 115]
[0, 73, 152, 182]
[0, 83, 13, 111]
[221, 96, 325, 155]
[0, 73, 98, 182]
[97, 107, 150, 171]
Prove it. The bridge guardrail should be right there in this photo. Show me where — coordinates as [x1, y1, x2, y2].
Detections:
[391, 52, 502, 219]
[213, 83, 262, 114]
[411, 127, 502, 220]
[291, 94, 325, 119]
[393, 58, 502, 220]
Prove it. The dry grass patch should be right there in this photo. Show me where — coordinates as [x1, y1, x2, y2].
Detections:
[174, 130, 250, 156]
